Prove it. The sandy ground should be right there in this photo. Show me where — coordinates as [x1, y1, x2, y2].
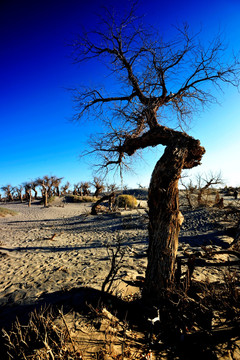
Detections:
[0, 198, 239, 309]
[0, 197, 239, 358]
[0, 201, 148, 322]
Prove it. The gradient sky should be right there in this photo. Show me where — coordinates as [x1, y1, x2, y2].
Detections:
[1, 0, 240, 193]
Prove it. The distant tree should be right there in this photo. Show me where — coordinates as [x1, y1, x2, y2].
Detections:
[1, 185, 14, 201]
[73, 182, 83, 196]
[23, 183, 32, 207]
[196, 171, 223, 205]
[71, 6, 240, 300]
[180, 177, 196, 209]
[15, 185, 24, 202]
[82, 182, 90, 196]
[180, 171, 223, 208]
[36, 175, 63, 201]
[36, 176, 51, 207]
[47, 176, 55, 197]
[61, 181, 71, 195]
[51, 176, 63, 197]
[92, 177, 105, 197]
[31, 181, 39, 200]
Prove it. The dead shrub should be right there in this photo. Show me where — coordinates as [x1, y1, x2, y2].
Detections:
[2, 306, 82, 360]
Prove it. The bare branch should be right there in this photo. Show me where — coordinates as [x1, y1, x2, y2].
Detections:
[71, 15, 240, 142]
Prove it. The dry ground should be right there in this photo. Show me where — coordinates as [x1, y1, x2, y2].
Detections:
[0, 195, 239, 359]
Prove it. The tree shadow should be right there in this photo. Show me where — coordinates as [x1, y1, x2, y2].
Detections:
[0, 235, 148, 254]
[179, 230, 232, 249]
[5, 214, 128, 233]
[5, 211, 147, 234]
[1, 285, 238, 360]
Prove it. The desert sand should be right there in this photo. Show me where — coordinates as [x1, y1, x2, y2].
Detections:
[0, 196, 239, 358]
[0, 201, 148, 322]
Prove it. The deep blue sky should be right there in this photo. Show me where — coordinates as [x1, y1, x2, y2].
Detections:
[1, 0, 240, 192]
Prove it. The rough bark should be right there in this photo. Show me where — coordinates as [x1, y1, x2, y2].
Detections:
[143, 136, 205, 301]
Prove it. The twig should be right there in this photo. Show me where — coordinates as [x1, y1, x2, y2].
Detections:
[58, 309, 76, 353]
[50, 233, 57, 241]
[43, 334, 55, 360]
[101, 237, 125, 293]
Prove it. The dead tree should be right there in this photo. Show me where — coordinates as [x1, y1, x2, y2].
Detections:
[30, 181, 39, 200]
[107, 184, 118, 210]
[71, 7, 240, 301]
[196, 172, 223, 205]
[61, 181, 70, 195]
[15, 185, 24, 202]
[23, 183, 32, 207]
[73, 182, 83, 196]
[47, 176, 56, 197]
[82, 182, 90, 196]
[180, 178, 196, 209]
[1, 185, 14, 201]
[92, 176, 105, 197]
[51, 176, 63, 197]
[36, 176, 51, 207]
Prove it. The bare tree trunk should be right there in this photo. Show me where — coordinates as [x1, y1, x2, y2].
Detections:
[28, 190, 32, 207]
[33, 189, 37, 200]
[143, 142, 190, 301]
[44, 190, 48, 207]
[41, 184, 48, 207]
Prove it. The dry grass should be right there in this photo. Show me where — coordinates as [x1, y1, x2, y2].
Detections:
[117, 195, 137, 209]
[0, 207, 17, 217]
[2, 270, 240, 360]
[1, 304, 149, 360]
[1, 304, 239, 360]
[2, 306, 83, 359]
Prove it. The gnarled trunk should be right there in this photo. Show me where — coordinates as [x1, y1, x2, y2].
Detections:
[143, 137, 205, 301]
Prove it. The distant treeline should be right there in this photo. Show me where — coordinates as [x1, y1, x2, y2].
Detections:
[0, 175, 149, 203]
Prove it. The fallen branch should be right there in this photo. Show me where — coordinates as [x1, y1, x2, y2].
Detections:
[91, 192, 115, 215]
